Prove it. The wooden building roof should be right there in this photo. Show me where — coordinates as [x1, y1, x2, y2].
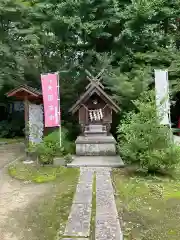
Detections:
[6, 85, 42, 100]
[69, 71, 121, 114]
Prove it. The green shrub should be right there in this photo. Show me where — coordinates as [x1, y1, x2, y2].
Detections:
[0, 114, 24, 138]
[28, 128, 75, 165]
[139, 145, 180, 173]
[64, 153, 73, 164]
[117, 90, 180, 173]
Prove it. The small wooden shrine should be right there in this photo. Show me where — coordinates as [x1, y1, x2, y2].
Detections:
[69, 70, 121, 156]
[6, 85, 44, 145]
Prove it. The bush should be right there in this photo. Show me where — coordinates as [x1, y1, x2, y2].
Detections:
[28, 128, 75, 165]
[117, 90, 180, 173]
[139, 145, 180, 173]
[0, 114, 24, 138]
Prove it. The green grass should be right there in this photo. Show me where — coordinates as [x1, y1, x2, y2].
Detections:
[112, 166, 180, 240]
[8, 162, 68, 183]
[7, 166, 79, 240]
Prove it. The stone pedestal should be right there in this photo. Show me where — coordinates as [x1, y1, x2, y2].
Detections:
[75, 134, 117, 156]
[84, 124, 107, 136]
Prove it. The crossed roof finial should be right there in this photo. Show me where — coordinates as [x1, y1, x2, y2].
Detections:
[85, 69, 105, 89]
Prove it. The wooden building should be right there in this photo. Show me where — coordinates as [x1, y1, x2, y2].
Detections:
[69, 71, 120, 136]
[6, 85, 44, 145]
[69, 71, 121, 156]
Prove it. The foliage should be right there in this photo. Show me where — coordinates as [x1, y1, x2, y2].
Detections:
[103, 65, 152, 109]
[1, 0, 180, 129]
[117, 90, 180, 173]
[28, 128, 75, 165]
[64, 153, 73, 164]
[0, 112, 24, 138]
[140, 145, 180, 173]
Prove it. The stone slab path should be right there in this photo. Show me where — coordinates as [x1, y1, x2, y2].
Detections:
[64, 168, 93, 237]
[96, 168, 122, 240]
[62, 167, 123, 240]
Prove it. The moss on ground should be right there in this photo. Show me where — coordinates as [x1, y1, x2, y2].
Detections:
[8, 162, 68, 183]
[112, 166, 180, 240]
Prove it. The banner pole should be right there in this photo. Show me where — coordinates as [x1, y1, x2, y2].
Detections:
[57, 72, 62, 148]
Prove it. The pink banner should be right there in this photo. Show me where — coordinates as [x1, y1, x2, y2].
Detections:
[41, 73, 60, 127]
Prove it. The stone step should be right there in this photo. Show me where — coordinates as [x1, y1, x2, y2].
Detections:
[84, 130, 107, 136]
[89, 124, 104, 129]
[67, 156, 124, 168]
[75, 135, 117, 156]
[85, 124, 106, 133]
[76, 143, 116, 156]
[75, 135, 116, 144]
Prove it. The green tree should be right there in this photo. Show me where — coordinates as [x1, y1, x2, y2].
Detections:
[117, 90, 180, 173]
[1, 0, 180, 121]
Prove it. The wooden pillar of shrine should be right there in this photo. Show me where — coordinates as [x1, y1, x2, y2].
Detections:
[24, 96, 29, 148]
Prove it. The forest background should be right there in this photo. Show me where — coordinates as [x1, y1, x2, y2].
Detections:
[1, 0, 180, 137]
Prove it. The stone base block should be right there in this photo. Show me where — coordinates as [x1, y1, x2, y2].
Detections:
[75, 135, 117, 156]
[53, 157, 65, 166]
[67, 156, 124, 168]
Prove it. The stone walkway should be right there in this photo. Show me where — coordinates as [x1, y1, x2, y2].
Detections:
[64, 168, 94, 238]
[62, 167, 122, 240]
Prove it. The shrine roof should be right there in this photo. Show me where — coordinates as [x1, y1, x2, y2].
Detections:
[6, 85, 42, 98]
[69, 83, 121, 114]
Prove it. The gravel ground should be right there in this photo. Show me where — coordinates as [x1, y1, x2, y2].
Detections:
[0, 143, 49, 240]
[0, 143, 24, 169]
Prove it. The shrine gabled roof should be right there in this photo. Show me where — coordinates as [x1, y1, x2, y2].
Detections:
[69, 83, 121, 114]
[6, 85, 42, 98]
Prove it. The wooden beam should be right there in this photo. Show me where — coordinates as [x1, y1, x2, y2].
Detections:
[85, 69, 94, 79]
[24, 96, 29, 149]
[95, 68, 105, 80]
[86, 76, 104, 89]
[85, 76, 94, 89]
[85, 83, 91, 90]
[85, 69, 101, 83]
[85, 69, 105, 89]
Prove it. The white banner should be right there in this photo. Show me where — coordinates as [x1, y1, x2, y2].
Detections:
[154, 69, 170, 125]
